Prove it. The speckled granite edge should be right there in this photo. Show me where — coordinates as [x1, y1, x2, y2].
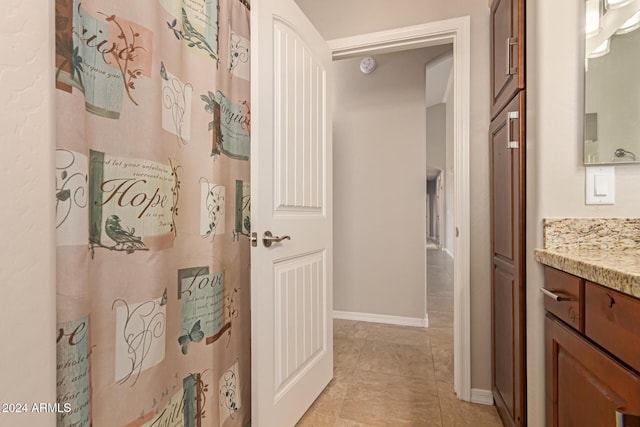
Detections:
[534, 248, 640, 299]
[543, 218, 640, 250]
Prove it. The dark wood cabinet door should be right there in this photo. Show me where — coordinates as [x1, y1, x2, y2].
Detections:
[546, 314, 640, 427]
[490, 0, 525, 119]
[490, 92, 526, 427]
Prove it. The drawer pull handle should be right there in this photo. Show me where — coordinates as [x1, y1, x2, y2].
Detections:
[506, 37, 518, 75]
[608, 293, 616, 308]
[540, 288, 574, 302]
[616, 409, 640, 427]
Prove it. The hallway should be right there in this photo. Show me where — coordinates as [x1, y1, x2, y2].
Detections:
[297, 249, 502, 426]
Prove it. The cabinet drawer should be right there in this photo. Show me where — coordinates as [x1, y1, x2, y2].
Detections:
[542, 267, 584, 332]
[585, 282, 640, 373]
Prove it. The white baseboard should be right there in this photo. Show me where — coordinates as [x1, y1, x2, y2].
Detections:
[333, 310, 428, 328]
[470, 388, 494, 406]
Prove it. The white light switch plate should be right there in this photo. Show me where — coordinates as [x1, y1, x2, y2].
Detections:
[586, 166, 615, 205]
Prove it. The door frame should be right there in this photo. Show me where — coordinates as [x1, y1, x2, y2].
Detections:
[328, 16, 472, 401]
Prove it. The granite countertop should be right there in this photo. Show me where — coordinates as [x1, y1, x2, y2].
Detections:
[534, 247, 640, 299]
[535, 218, 640, 299]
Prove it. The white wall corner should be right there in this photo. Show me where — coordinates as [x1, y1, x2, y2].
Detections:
[470, 388, 494, 406]
[0, 0, 57, 423]
[425, 52, 453, 108]
[334, 311, 428, 328]
[442, 66, 454, 104]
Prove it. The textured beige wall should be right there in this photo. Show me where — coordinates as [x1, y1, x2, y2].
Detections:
[527, 0, 640, 424]
[296, 0, 493, 391]
[0, 1, 56, 426]
[427, 103, 447, 172]
[426, 103, 447, 246]
[332, 47, 448, 319]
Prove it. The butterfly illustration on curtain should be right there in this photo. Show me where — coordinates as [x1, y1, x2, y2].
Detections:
[178, 320, 205, 354]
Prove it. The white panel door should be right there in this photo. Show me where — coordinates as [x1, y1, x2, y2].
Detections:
[251, 0, 333, 425]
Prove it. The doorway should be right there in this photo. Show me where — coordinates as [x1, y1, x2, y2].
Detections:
[328, 18, 472, 401]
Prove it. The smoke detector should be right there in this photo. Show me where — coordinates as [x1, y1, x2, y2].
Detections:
[359, 57, 376, 74]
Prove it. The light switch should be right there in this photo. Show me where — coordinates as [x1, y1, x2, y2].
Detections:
[586, 166, 615, 205]
[594, 174, 608, 196]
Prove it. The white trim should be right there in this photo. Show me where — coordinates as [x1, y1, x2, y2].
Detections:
[334, 311, 428, 328]
[328, 18, 470, 59]
[443, 247, 454, 259]
[470, 389, 494, 406]
[328, 16, 472, 403]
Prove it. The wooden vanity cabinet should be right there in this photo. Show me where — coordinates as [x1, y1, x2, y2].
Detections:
[543, 267, 640, 426]
[546, 315, 640, 427]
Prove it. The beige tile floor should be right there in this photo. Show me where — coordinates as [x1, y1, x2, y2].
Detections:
[297, 249, 503, 427]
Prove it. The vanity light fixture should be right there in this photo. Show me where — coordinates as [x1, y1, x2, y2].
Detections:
[606, 0, 634, 9]
[586, 0, 602, 37]
[589, 38, 611, 58]
[615, 11, 640, 34]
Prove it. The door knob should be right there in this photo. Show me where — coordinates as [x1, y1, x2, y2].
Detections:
[262, 231, 291, 247]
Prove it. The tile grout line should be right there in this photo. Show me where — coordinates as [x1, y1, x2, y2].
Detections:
[334, 321, 367, 425]
[334, 321, 369, 427]
[428, 332, 446, 426]
[333, 342, 358, 427]
[428, 249, 451, 426]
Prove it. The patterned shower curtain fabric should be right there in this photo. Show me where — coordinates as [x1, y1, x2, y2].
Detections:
[54, 0, 251, 425]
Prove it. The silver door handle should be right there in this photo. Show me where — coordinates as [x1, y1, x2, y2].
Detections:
[263, 231, 291, 247]
[540, 288, 574, 302]
[507, 111, 519, 149]
[506, 37, 518, 75]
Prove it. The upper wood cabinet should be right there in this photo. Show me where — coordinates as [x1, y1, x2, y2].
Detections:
[490, 0, 525, 119]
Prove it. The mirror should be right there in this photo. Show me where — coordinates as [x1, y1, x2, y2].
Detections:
[584, 0, 640, 164]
